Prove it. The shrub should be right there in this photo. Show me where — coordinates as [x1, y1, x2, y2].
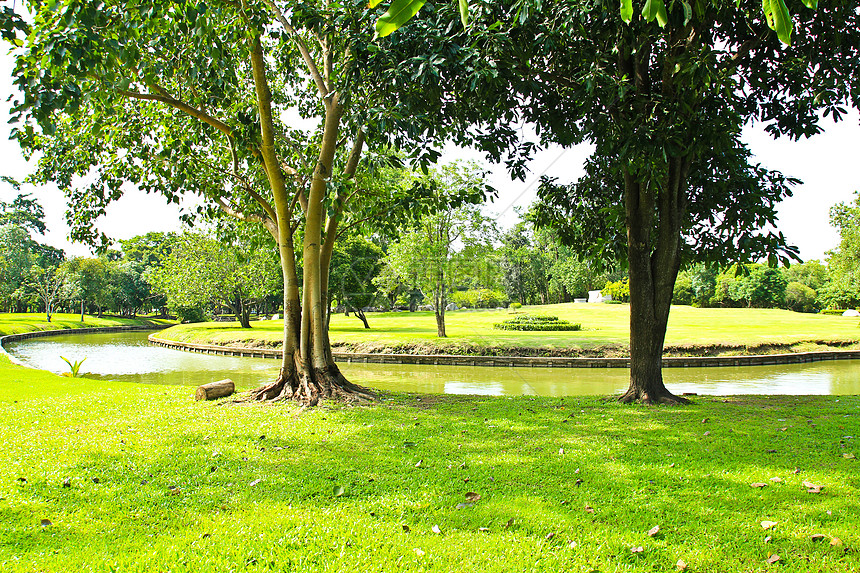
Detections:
[602, 278, 629, 303]
[493, 314, 582, 331]
[785, 281, 818, 313]
[451, 289, 508, 309]
[510, 302, 522, 310]
[673, 273, 694, 305]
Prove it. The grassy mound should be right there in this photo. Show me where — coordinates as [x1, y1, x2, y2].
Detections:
[493, 314, 582, 331]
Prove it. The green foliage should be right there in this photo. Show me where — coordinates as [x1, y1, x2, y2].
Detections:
[493, 314, 581, 331]
[329, 234, 385, 317]
[509, 302, 522, 310]
[59, 355, 86, 378]
[450, 289, 507, 309]
[785, 281, 818, 313]
[602, 279, 630, 303]
[672, 272, 694, 305]
[823, 192, 860, 309]
[151, 233, 280, 327]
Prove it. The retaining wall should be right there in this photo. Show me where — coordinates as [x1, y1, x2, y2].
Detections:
[147, 334, 860, 369]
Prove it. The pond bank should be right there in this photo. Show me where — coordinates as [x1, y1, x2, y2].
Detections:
[148, 332, 860, 369]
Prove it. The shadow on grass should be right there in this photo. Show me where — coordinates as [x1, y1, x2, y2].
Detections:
[3, 394, 858, 572]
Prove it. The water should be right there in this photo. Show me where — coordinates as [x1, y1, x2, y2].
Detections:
[5, 331, 860, 396]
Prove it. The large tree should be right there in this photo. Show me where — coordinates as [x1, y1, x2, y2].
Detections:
[7, 0, 488, 404]
[384, 0, 858, 403]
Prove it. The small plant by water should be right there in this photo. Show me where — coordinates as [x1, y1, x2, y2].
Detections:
[60, 356, 86, 377]
[493, 314, 582, 331]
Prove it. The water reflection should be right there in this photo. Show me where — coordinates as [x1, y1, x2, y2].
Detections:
[5, 331, 860, 396]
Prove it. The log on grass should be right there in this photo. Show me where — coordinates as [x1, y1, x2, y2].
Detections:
[195, 379, 235, 401]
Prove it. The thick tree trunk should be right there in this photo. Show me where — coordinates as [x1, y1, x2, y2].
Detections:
[619, 170, 689, 405]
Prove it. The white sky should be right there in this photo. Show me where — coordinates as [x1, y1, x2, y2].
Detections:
[1, 49, 857, 261]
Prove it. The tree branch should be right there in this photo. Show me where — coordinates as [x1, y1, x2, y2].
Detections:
[261, 0, 330, 98]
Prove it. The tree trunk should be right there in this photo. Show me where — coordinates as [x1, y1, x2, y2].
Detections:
[618, 170, 689, 405]
[350, 305, 370, 329]
[80, 300, 84, 322]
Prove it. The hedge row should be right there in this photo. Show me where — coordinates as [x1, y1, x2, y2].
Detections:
[493, 314, 582, 331]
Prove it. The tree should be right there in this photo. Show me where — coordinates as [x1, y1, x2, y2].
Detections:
[329, 234, 385, 329]
[151, 234, 280, 328]
[382, 163, 495, 337]
[822, 192, 860, 309]
[28, 264, 67, 322]
[8, 0, 489, 404]
[419, 0, 859, 403]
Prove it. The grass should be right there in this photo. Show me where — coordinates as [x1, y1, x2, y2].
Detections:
[158, 304, 860, 355]
[1, 355, 858, 572]
[0, 313, 173, 337]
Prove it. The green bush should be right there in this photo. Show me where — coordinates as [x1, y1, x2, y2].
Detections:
[785, 281, 818, 313]
[493, 314, 582, 331]
[510, 302, 522, 310]
[820, 308, 850, 315]
[602, 278, 629, 303]
[451, 289, 508, 309]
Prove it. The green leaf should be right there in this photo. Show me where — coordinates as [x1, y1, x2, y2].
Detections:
[368, 0, 383, 7]
[682, 1, 692, 25]
[333, 485, 345, 497]
[620, 0, 633, 23]
[642, 0, 668, 27]
[762, 0, 793, 44]
[458, 0, 469, 27]
[375, 0, 427, 38]
[801, 0, 817, 9]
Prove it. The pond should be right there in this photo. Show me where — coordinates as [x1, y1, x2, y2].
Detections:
[5, 331, 860, 396]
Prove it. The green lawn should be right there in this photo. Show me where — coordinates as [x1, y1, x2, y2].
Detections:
[158, 304, 860, 354]
[0, 313, 173, 337]
[1, 355, 858, 572]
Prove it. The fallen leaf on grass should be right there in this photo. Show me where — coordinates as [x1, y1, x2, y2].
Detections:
[249, 479, 261, 487]
[504, 518, 515, 529]
[761, 521, 778, 530]
[431, 524, 442, 534]
[545, 532, 556, 541]
[793, 468, 802, 474]
[703, 431, 711, 436]
[630, 546, 644, 554]
[558, 448, 564, 455]
[568, 540, 577, 549]
[465, 492, 481, 502]
[333, 485, 345, 497]
[478, 527, 490, 533]
[751, 482, 768, 488]
[402, 524, 410, 533]
[647, 525, 660, 537]
[62, 478, 71, 488]
[584, 505, 595, 514]
[830, 537, 842, 546]
[766, 554, 780, 564]
[414, 548, 425, 556]
[455, 503, 474, 509]
[764, 536, 772, 543]
[414, 460, 422, 468]
[810, 534, 827, 542]
[770, 477, 782, 483]
[843, 453, 855, 459]
[168, 486, 181, 496]
[676, 559, 687, 571]
[802, 480, 822, 493]
[40, 519, 52, 527]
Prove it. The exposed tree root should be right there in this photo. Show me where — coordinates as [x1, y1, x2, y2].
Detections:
[617, 387, 691, 405]
[245, 363, 375, 406]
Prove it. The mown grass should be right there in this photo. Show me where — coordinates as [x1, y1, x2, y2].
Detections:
[1, 353, 858, 572]
[0, 313, 173, 337]
[159, 304, 860, 354]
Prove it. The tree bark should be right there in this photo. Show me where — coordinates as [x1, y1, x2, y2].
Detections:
[618, 170, 689, 405]
[195, 379, 235, 401]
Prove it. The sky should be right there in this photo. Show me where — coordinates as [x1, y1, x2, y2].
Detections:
[1, 48, 858, 262]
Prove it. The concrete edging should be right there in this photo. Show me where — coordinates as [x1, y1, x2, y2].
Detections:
[147, 334, 860, 369]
